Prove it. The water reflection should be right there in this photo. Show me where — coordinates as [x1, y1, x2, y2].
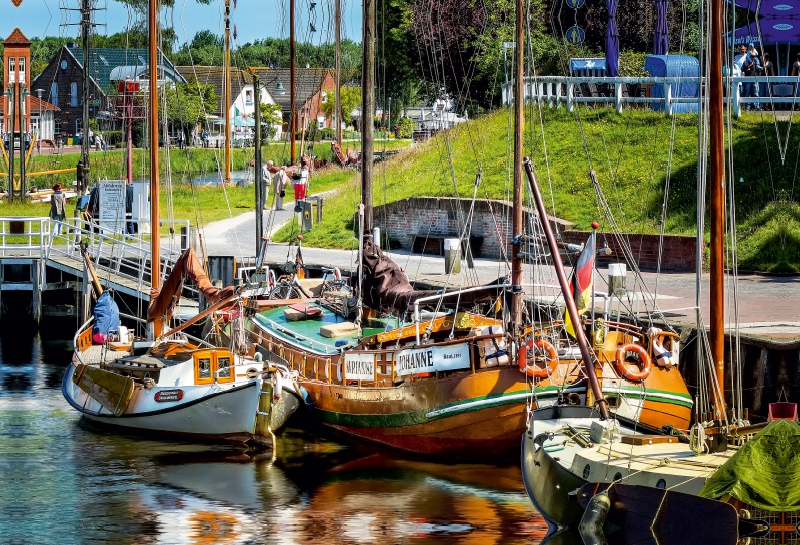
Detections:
[0, 324, 549, 544]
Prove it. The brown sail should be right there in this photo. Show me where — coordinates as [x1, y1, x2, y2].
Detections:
[148, 247, 236, 323]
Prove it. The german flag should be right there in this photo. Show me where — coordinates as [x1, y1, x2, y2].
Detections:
[564, 232, 596, 338]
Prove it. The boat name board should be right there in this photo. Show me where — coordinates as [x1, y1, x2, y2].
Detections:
[344, 353, 375, 380]
[154, 389, 184, 402]
[396, 344, 470, 376]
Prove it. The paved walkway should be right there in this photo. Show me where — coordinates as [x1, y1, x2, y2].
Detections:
[202, 204, 800, 344]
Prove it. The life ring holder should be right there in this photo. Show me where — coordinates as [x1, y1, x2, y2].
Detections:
[518, 339, 558, 379]
[614, 343, 652, 382]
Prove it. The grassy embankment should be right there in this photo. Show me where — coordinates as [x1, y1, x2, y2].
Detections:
[1, 139, 409, 228]
[270, 108, 799, 273]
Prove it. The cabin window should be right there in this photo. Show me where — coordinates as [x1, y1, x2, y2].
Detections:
[51, 82, 58, 107]
[198, 357, 211, 379]
[217, 356, 231, 378]
[70, 82, 78, 108]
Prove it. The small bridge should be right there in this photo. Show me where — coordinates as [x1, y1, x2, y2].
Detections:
[0, 216, 195, 322]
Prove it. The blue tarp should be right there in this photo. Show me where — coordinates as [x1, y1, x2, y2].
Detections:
[645, 55, 700, 114]
[93, 292, 120, 337]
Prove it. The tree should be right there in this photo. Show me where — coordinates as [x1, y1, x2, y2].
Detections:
[319, 86, 360, 126]
[165, 76, 217, 128]
[260, 102, 283, 140]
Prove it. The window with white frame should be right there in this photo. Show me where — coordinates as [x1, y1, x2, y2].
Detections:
[8, 57, 15, 84]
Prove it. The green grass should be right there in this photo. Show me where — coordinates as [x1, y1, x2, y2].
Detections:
[271, 108, 800, 273]
[736, 199, 800, 274]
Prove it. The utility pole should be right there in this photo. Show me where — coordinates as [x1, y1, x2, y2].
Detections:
[335, 0, 342, 146]
[290, 0, 296, 165]
[80, 0, 92, 195]
[253, 73, 263, 248]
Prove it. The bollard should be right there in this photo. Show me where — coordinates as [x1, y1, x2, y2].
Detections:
[608, 263, 627, 297]
[444, 238, 461, 274]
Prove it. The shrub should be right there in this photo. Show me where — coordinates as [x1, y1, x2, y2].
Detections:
[319, 127, 335, 140]
[394, 117, 415, 139]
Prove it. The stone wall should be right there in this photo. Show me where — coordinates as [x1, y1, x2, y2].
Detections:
[561, 231, 701, 273]
[373, 197, 572, 260]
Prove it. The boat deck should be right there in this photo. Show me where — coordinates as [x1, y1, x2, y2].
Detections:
[253, 303, 393, 355]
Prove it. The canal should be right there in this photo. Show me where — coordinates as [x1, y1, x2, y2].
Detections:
[0, 323, 549, 544]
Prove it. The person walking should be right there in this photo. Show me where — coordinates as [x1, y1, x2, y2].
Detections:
[50, 183, 66, 235]
[261, 160, 274, 209]
[273, 166, 289, 211]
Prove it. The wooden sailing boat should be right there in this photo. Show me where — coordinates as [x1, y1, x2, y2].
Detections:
[521, 0, 800, 538]
[239, 0, 693, 460]
[61, 1, 299, 441]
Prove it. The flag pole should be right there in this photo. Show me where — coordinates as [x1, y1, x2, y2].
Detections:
[590, 221, 598, 339]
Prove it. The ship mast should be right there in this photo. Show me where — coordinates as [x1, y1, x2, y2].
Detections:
[709, 0, 725, 417]
[361, 0, 375, 232]
[148, 0, 162, 337]
[290, 0, 297, 165]
[335, 0, 342, 147]
[224, 0, 232, 183]
[510, 0, 523, 331]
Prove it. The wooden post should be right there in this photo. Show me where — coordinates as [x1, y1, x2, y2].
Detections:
[290, 0, 296, 165]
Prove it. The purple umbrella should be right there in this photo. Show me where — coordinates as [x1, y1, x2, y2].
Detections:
[606, 0, 620, 76]
[654, 0, 669, 55]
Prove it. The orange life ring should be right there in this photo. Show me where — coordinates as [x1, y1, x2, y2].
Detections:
[518, 339, 558, 378]
[614, 343, 652, 382]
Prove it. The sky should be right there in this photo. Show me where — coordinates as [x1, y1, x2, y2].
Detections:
[0, 0, 362, 47]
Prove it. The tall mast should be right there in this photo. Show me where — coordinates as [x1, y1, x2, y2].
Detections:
[224, 0, 232, 183]
[510, 0, 524, 330]
[148, 0, 162, 336]
[361, 0, 375, 232]
[709, 0, 725, 417]
[290, 0, 296, 165]
[335, 0, 342, 146]
[80, 0, 92, 195]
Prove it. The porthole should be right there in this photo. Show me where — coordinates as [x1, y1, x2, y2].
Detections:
[60, 60, 67, 70]
[656, 479, 667, 489]
[613, 472, 623, 482]
[583, 464, 591, 479]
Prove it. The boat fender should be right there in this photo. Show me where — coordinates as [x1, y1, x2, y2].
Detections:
[518, 339, 557, 378]
[578, 490, 610, 545]
[246, 367, 261, 379]
[273, 372, 283, 401]
[614, 344, 652, 382]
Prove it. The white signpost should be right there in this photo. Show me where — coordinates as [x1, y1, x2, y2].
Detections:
[395, 344, 470, 376]
[344, 353, 375, 381]
[98, 179, 125, 233]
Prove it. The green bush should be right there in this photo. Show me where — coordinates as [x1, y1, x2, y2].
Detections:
[394, 117, 415, 139]
[319, 127, 335, 140]
[102, 130, 124, 146]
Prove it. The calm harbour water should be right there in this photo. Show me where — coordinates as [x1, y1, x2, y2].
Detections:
[0, 325, 550, 545]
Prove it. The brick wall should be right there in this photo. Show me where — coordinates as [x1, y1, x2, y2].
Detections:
[374, 197, 699, 272]
[561, 231, 701, 272]
[373, 197, 573, 259]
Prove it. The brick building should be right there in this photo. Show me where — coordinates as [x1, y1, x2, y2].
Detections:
[32, 44, 184, 139]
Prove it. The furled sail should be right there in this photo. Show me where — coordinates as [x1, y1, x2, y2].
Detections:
[360, 237, 504, 312]
[148, 247, 236, 323]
